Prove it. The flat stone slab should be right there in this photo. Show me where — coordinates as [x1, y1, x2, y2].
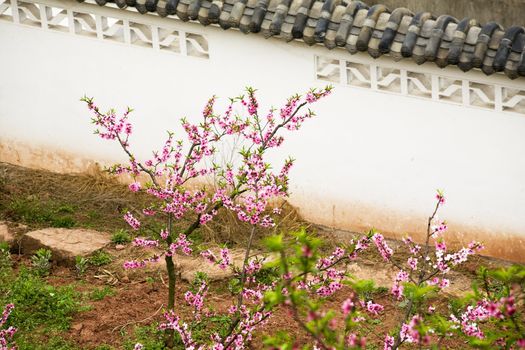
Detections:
[143, 248, 276, 282]
[346, 261, 473, 297]
[22, 228, 110, 265]
[174, 248, 247, 282]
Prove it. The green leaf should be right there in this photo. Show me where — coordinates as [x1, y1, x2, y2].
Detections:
[264, 235, 284, 252]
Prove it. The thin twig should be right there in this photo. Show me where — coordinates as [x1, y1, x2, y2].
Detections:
[111, 303, 164, 333]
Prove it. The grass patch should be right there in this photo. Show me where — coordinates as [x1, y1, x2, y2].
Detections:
[111, 229, 131, 244]
[15, 335, 81, 350]
[6, 196, 76, 228]
[123, 323, 166, 350]
[0, 250, 86, 349]
[0, 267, 81, 332]
[89, 250, 113, 266]
[88, 286, 115, 301]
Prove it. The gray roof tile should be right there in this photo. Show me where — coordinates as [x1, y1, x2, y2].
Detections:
[79, 0, 525, 79]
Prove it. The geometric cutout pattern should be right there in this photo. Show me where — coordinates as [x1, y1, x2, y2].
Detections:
[0, 0, 209, 58]
[316, 55, 525, 116]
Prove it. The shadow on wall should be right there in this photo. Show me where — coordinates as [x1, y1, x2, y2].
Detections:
[365, 0, 525, 27]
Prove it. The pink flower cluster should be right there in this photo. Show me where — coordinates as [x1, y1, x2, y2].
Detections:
[384, 335, 395, 350]
[452, 294, 519, 340]
[346, 333, 367, 348]
[159, 311, 195, 348]
[124, 212, 140, 230]
[128, 182, 141, 192]
[399, 315, 428, 345]
[132, 237, 159, 248]
[200, 248, 232, 270]
[219, 248, 231, 270]
[391, 270, 409, 300]
[363, 300, 384, 316]
[123, 255, 160, 269]
[0, 304, 16, 350]
[168, 234, 193, 256]
[372, 233, 393, 261]
[84, 98, 133, 141]
[185, 282, 207, 320]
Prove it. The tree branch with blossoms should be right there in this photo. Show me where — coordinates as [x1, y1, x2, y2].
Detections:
[261, 229, 383, 349]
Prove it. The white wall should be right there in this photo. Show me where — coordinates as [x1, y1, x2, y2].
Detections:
[1, 4, 525, 261]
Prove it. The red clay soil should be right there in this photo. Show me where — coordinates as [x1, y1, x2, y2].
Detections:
[43, 264, 469, 350]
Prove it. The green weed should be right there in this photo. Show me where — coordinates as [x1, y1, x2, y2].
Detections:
[75, 256, 89, 276]
[111, 229, 131, 244]
[30, 248, 52, 276]
[89, 286, 115, 301]
[89, 250, 113, 266]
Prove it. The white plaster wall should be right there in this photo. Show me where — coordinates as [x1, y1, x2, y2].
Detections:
[1, 13, 525, 260]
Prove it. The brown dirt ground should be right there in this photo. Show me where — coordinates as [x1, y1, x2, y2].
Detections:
[0, 162, 517, 349]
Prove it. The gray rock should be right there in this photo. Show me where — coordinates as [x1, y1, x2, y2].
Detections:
[22, 228, 110, 265]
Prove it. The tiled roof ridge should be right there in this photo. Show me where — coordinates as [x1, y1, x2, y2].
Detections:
[80, 0, 525, 79]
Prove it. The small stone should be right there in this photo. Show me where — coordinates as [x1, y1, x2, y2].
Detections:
[115, 244, 126, 250]
[121, 275, 130, 283]
[71, 323, 84, 332]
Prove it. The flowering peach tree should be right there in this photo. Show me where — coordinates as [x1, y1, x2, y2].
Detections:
[82, 86, 332, 348]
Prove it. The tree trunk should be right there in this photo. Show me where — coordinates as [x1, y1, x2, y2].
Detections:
[165, 213, 176, 348]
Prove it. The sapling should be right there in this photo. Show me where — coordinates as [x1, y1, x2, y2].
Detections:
[378, 191, 483, 349]
[82, 86, 332, 348]
[262, 192, 486, 350]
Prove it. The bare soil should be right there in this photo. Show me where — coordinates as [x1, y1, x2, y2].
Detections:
[0, 162, 515, 349]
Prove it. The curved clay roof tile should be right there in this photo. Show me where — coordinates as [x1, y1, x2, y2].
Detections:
[400, 12, 433, 57]
[269, 0, 294, 35]
[145, 0, 158, 12]
[114, 0, 128, 9]
[424, 15, 457, 61]
[134, 0, 148, 13]
[314, 0, 341, 42]
[378, 7, 413, 54]
[494, 26, 525, 71]
[291, 0, 315, 38]
[356, 4, 388, 51]
[472, 22, 503, 68]
[188, 0, 203, 20]
[250, 0, 270, 32]
[208, 0, 224, 23]
[334, 1, 368, 47]
[448, 18, 479, 65]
